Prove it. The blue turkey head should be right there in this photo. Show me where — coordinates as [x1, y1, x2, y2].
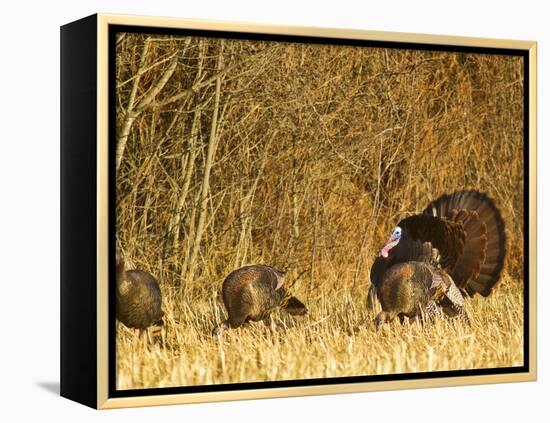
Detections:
[379, 226, 402, 258]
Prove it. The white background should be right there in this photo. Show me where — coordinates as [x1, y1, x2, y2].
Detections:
[0, 0, 546, 421]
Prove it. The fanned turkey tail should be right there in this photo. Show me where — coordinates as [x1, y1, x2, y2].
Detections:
[423, 190, 506, 297]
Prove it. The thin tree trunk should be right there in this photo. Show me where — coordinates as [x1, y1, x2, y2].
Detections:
[116, 39, 151, 171]
[233, 128, 277, 268]
[170, 107, 201, 256]
[169, 41, 206, 262]
[180, 188, 201, 285]
[116, 47, 178, 170]
[310, 182, 321, 284]
[186, 41, 225, 287]
[287, 136, 300, 278]
[234, 185, 248, 268]
[352, 133, 384, 293]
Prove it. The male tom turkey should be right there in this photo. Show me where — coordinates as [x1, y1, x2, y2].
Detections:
[116, 248, 164, 336]
[369, 190, 506, 329]
[212, 265, 307, 336]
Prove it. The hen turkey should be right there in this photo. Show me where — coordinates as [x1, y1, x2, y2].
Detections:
[116, 248, 164, 334]
[212, 264, 307, 336]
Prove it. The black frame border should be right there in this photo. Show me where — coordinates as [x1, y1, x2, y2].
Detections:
[60, 14, 99, 409]
[108, 23, 531, 399]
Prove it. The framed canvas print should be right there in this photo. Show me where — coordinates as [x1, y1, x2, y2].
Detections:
[60, 14, 537, 409]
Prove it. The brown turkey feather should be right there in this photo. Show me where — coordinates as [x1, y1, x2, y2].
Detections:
[399, 214, 466, 271]
[422, 190, 506, 297]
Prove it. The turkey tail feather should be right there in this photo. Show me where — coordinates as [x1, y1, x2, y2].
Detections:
[423, 190, 506, 297]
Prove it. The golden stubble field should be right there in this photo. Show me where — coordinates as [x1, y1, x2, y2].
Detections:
[116, 275, 523, 389]
[114, 32, 525, 389]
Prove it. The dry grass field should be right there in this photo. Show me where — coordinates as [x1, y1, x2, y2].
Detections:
[116, 276, 523, 389]
[114, 32, 525, 389]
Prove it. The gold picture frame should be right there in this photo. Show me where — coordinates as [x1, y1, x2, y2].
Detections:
[60, 13, 537, 409]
